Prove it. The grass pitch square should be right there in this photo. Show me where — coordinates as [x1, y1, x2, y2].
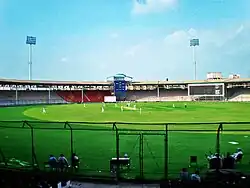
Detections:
[0, 102, 250, 178]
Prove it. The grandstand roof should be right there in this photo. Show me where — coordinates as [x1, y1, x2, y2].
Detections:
[0, 78, 250, 86]
[0, 78, 112, 85]
[132, 78, 250, 85]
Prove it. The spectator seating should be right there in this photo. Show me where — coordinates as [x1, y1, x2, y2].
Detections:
[126, 91, 158, 101]
[126, 89, 190, 102]
[159, 89, 190, 101]
[228, 89, 250, 102]
[57, 90, 112, 103]
[0, 91, 64, 105]
[0, 90, 112, 105]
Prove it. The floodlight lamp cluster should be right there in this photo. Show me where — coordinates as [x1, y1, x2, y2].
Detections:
[26, 36, 36, 45]
[190, 38, 199, 46]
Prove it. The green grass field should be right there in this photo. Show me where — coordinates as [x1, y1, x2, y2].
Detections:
[1, 101, 250, 179]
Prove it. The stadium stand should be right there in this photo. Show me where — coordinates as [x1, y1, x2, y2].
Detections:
[0, 91, 65, 106]
[126, 89, 190, 102]
[159, 89, 190, 101]
[228, 89, 250, 102]
[193, 96, 224, 101]
[57, 90, 112, 103]
[0, 77, 250, 104]
[0, 90, 112, 105]
[127, 90, 158, 101]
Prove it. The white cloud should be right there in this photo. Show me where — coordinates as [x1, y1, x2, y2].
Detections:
[117, 24, 250, 80]
[60, 57, 68, 62]
[132, 0, 177, 14]
[236, 25, 244, 35]
[124, 39, 152, 57]
[164, 30, 189, 45]
[188, 28, 198, 38]
[50, 24, 250, 80]
[4, 23, 248, 81]
[124, 44, 143, 57]
[110, 33, 119, 39]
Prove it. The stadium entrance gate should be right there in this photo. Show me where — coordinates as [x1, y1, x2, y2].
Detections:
[118, 131, 166, 179]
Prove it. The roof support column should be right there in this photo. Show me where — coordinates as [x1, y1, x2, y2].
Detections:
[81, 86, 84, 103]
[15, 85, 18, 105]
[48, 86, 51, 104]
[157, 82, 160, 99]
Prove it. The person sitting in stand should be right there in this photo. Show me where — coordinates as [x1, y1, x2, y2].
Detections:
[58, 154, 69, 172]
[190, 170, 201, 183]
[206, 153, 222, 169]
[223, 152, 235, 169]
[71, 153, 80, 170]
[231, 148, 243, 162]
[48, 155, 58, 170]
[180, 168, 189, 182]
[123, 153, 130, 168]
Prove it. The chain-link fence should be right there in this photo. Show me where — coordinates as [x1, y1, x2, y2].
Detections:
[0, 121, 249, 180]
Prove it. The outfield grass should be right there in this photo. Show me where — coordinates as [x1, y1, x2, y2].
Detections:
[0, 102, 250, 179]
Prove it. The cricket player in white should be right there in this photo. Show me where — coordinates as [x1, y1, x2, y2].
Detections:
[101, 106, 104, 113]
[42, 107, 46, 114]
[121, 106, 124, 112]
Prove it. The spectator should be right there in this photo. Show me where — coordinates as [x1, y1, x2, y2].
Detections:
[48, 155, 57, 170]
[58, 154, 69, 172]
[71, 153, 80, 170]
[180, 168, 189, 182]
[190, 170, 201, 182]
[231, 148, 243, 161]
[223, 152, 235, 169]
[207, 153, 222, 169]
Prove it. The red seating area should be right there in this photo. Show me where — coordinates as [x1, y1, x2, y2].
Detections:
[57, 90, 112, 103]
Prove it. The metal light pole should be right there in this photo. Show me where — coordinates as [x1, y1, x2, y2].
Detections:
[26, 36, 36, 80]
[190, 38, 199, 80]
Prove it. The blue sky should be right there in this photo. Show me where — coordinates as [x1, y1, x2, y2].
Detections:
[0, 0, 250, 81]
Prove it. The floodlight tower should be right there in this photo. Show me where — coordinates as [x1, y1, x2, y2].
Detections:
[190, 38, 199, 80]
[26, 36, 36, 80]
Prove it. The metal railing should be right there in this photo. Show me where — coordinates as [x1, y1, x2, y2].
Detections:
[0, 99, 69, 106]
[0, 120, 250, 180]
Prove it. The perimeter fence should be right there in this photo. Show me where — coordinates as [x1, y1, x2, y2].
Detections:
[0, 120, 250, 180]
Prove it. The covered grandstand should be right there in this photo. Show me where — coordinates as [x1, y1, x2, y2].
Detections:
[0, 77, 250, 105]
